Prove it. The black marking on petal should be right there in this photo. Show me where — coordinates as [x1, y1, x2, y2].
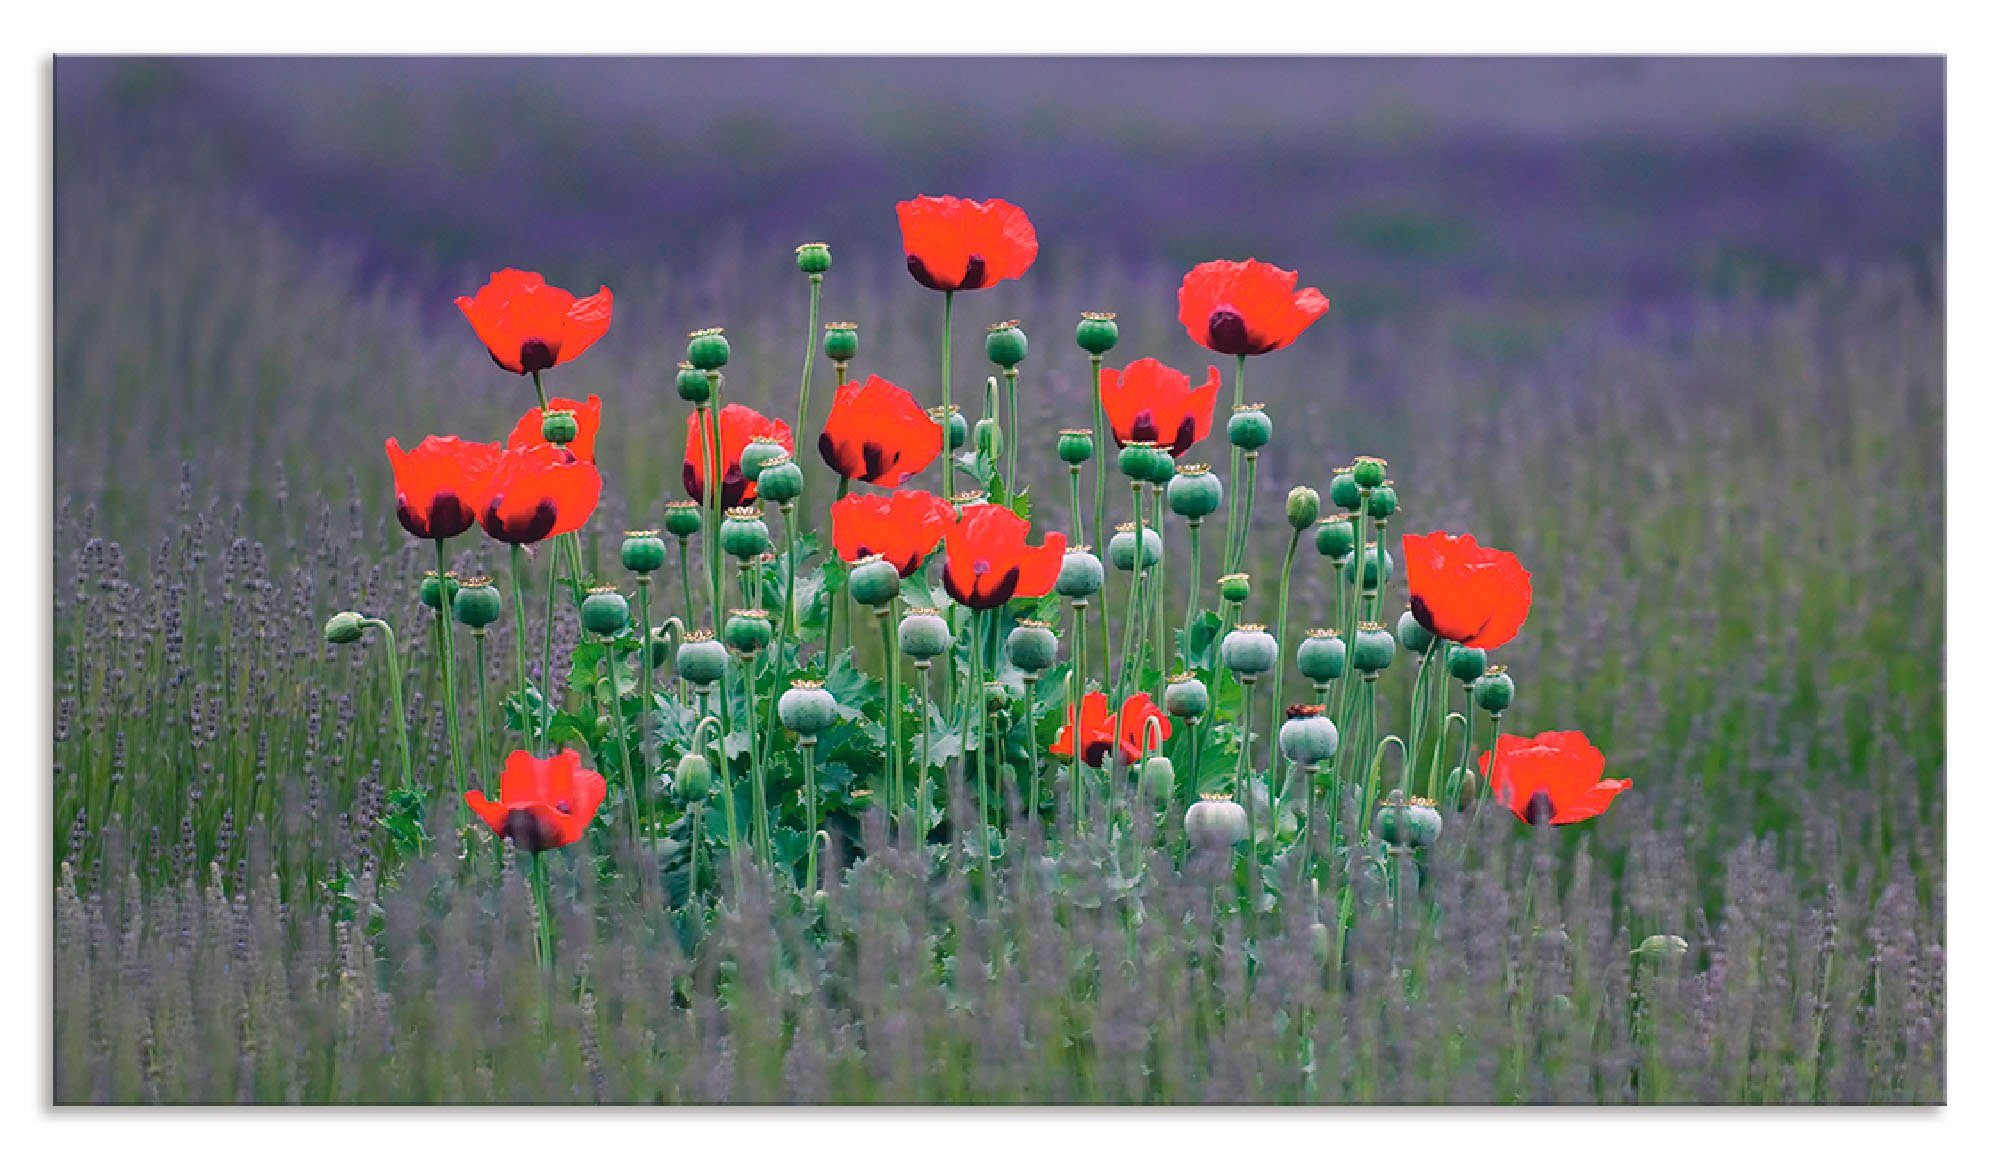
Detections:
[1083, 739, 1113, 768]
[1171, 416, 1197, 457]
[683, 462, 704, 505]
[1206, 308, 1268, 356]
[818, 432, 860, 478]
[502, 807, 563, 852]
[1130, 410, 1160, 444]
[907, 254, 949, 292]
[962, 254, 988, 290]
[518, 338, 557, 375]
[1524, 789, 1557, 827]
[979, 566, 1021, 609]
[426, 491, 476, 540]
[861, 442, 892, 483]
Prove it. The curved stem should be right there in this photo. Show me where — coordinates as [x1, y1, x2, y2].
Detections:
[362, 619, 413, 792]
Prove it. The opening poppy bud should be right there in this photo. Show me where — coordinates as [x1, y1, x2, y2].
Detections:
[1218, 572, 1251, 604]
[1221, 624, 1278, 676]
[581, 586, 630, 636]
[739, 437, 789, 482]
[795, 242, 832, 275]
[419, 570, 460, 611]
[778, 679, 839, 736]
[757, 459, 805, 504]
[1396, 610, 1436, 653]
[1056, 547, 1105, 599]
[675, 362, 713, 403]
[1358, 545, 1394, 591]
[849, 556, 902, 607]
[1315, 516, 1355, 560]
[1297, 629, 1346, 682]
[1447, 644, 1487, 684]
[1372, 791, 1442, 847]
[974, 417, 1004, 459]
[1286, 485, 1321, 530]
[720, 508, 772, 560]
[1329, 471, 1362, 512]
[453, 577, 503, 629]
[1227, 404, 1272, 451]
[1076, 310, 1119, 355]
[822, 322, 858, 363]
[540, 409, 579, 446]
[899, 607, 951, 660]
[1352, 623, 1397, 674]
[1279, 704, 1340, 765]
[723, 609, 773, 654]
[664, 499, 704, 539]
[1473, 666, 1515, 713]
[1140, 756, 1176, 801]
[985, 321, 1028, 368]
[323, 611, 366, 645]
[1634, 934, 1690, 961]
[686, 327, 731, 371]
[1351, 456, 1388, 489]
[931, 405, 968, 451]
[676, 632, 728, 686]
[621, 531, 668, 574]
[1005, 620, 1059, 673]
[1164, 672, 1210, 718]
[1366, 484, 1398, 521]
[1108, 523, 1162, 572]
[1057, 428, 1095, 465]
[1185, 793, 1249, 848]
[1167, 464, 1223, 520]
[675, 752, 713, 800]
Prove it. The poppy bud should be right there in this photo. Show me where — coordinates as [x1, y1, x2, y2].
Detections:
[323, 611, 366, 645]
[1108, 523, 1162, 572]
[686, 327, 730, 371]
[983, 679, 1015, 711]
[1167, 464, 1223, 521]
[739, 437, 789, 482]
[676, 632, 728, 686]
[898, 607, 951, 660]
[1352, 623, 1396, 675]
[757, 459, 805, 504]
[1075, 310, 1119, 355]
[778, 679, 839, 735]
[1184, 793, 1249, 848]
[1634, 934, 1690, 961]
[1351, 456, 1387, 489]
[1372, 791, 1442, 847]
[1164, 671, 1210, 718]
[822, 321, 858, 363]
[795, 242, 832, 275]
[849, 556, 902, 607]
[1473, 666, 1515, 714]
[1227, 404, 1272, 451]
[419, 570, 460, 611]
[931, 405, 968, 451]
[1358, 545, 1394, 590]
[621, 530, 668, 574]
[539, 409, 580, 446]
[1310, 921, 1332, 966]
[723, 608, 773, 654]
[675, 363, 712, 404]
[1005, 620, 1058, 673]
[664, 499, 703, 539]
[1297, 628, 1346, 682]
[1366, 484, 1398, 521]
[1056, 547, 1104, 600]
[580, 586, 630, 636]
[974, 417, 1004, 460]
[1057, 428, 1094, 465]
[675, 752, 713, 800]
[1278, 704, 1340, 764]
[1140, 756, 1176, 801]
[1396, 610, 1435, 653]
[1447, 644, 1487, 684]
[1443, 765, 1479, 808]
[1221, 623, 1278, 676]
[985, 321, 1028, 368]
[1218, 572, 1251, 605]
[1315, 516, 1355, 560]
[1329, 471, 1362, 512]
[453, 577, 503, 629]
[1286, 485, 1321, 530]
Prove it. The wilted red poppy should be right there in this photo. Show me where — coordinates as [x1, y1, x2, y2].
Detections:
[1403, 531, 1533, 650]
[385, 435, 502, 541]
[479, 444, 602, 545]
[456, 269, 614, 375]
[896, 195, 1038, 293]
[819, 375, 942, 486]
[1480, 730, 1630, 826]
[683, 404, 794, 508]
[1177, 259, 1329, 357]
[1099, 358, 1222, 457]
[507, 394, 603, 463]
[1050, 691, 1173, 768]
[465, 748, 607, 851]
[831, 489, 954, 576]
[941, 505, 1065, 610]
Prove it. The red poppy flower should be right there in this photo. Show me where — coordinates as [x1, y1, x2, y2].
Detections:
[385, 435, 502, 541]
[507, 394, 603, 463]
[1402, 531, 1533, 650]
[1480, 730, 1630, 826]
[818, 375, 942, 486]
[465, 748, 607, 852]
[896, 195, 1038, 293]
[479, 444, 602, 545]
[683, 404, 794, 509]
[831, 489, 954, 577]
[456, 268, 614, 375]
[1099, 358, 1223, 457]
[1050, 691, 1173, 769]
[941, 505, 1066, 610]
[1176, 259, 1329, 357]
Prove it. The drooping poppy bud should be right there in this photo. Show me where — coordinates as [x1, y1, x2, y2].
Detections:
[323, 611, 366, 645]
[675, 752, 713, 800]
[1140, 756, 1177, 801]
[1286, 486, 1321, 530]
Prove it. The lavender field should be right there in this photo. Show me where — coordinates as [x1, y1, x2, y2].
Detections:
[51, 58, 1943, 1104]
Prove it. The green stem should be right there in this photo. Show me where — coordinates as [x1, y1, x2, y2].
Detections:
[795, 273, 823, 519]
[1152, 486, 1169, 697]
[1069, 599, 1089, 838]
[676, 537, 697, 634]
[1229, 451, 1260, 577]
[878, 605, 904, 819]
[471, 629, 494, 794]
[362, 619, 414, 792]
[635, 577, 655, 780]
[1264, 527, 1301, 779]
[433, 539, 467, 822]
[598, 635, 640, 847]
[938, 291, 956, 500]
[801, 738, 820, 890]
[1183, 518, 1204, 649]
[1090, 353, 1107, 561]
[508, 546, 534, 750]
[1237, 674, 1261, 913]
[539, 538, 562, 756]
[1003, 366, 1020, 498]
[527, 849, 553, 969]
[916, 660, 934, 838]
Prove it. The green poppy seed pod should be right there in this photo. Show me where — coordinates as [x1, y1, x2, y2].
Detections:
[1352, 624, 1396, 674]
[778, 680, 839, 736]
[849, 556, 902, 607]
[1634, 934, 1690, 962]
[822, 321, 858, 363]
[1056, 547, 1104, 600]
[676, 633, 728, 686]
[1310, 921, 1332, 966]
[1107, 524, 1162, 572]
[453, 578, 503, 629]
[1056, 428, 1095, 465]
[1141, 447, 1176, 486]
[1140, 756, 1177, 802]
[795, 241, 832, 275]
[621, 531, 668, 574]
[974, 417, 1004, 459]
[758, 459, 804, 504]
[983, 679, 1014, 711]
[540, 408, 579, 446]
[1473, 667, 1515, 713]
[898, 607, 951, 660]
[722, 609, 774, 654]
[1005, 620, 1059, 673]
[1163, 672, 1210, 719]
[1366, 484, 1398, 520]
[1297, 629, 1346, 682]
[1447, 644, 1487, 684]
[1314, 516, 1355, 560]
[580, 587, 630, 636]
[1220, 623, 1278, 676]
[985, 320, 1028, 368]
[418, 570, 460, 611]
[1184, 794, 1249, 848]
[323, 611, 366, 646]
[719, 508, 772, 560]
[664, 499, 703, 539]
[1167, 464, 1223, 520]
[1396, 610, 1436, 653]
[1372, 792, 1443, 847]
[675, 362, 713, 404]
[1286, 485, 1321, 530]
[1075, 310, 1119, 355]
[1351, 456, 1388, 489]
[1117, 440, 1160, 481]
[1278, 704, 1339, 765]
[931, 405, 968, 451]
[1218, 572, 1251, 605]
[1359, 544, 1394, 590]
[686, 327, 731, 371]
[675, 752, 713, 800]
[739, 438, 789, 482]
[1329, 471, 1362, 512]
[1227, 404, 1272, 451]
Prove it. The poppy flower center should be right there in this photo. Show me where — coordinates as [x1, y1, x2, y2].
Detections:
[1206, 307, 1252, 354]
[518, 338, 557, 375]
[1523, 789, 1557, 826]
